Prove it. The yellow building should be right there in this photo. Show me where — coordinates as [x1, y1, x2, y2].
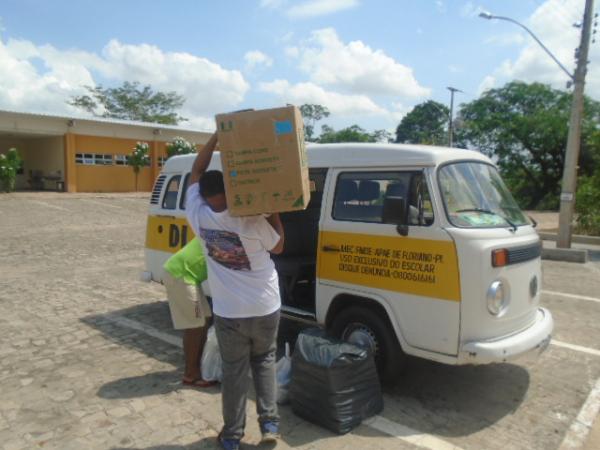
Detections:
[0, 110, 211, 192]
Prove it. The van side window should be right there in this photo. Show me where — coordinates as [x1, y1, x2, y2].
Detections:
[162, 175, 181, 210]
[179, 173, 191, 210]
[333, 171, 434, 226]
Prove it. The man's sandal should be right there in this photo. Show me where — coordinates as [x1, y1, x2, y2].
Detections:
[182, 377, 217, 388]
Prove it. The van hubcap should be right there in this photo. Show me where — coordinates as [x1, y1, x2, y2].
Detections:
[342, 323, 379, 355]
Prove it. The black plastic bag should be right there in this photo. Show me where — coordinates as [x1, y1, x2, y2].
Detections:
[290, 328, 383, 434]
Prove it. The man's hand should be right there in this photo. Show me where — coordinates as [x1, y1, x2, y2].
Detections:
[266, 213, 285, 254]
[190, 132, 218, 185]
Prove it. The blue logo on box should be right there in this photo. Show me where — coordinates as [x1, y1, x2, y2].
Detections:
[275, 120, 293, 135]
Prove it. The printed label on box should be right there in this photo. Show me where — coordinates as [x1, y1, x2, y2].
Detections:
[274, 120, 293, 135]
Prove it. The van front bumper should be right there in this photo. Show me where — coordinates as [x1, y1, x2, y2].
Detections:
[459, 307, 553, 364]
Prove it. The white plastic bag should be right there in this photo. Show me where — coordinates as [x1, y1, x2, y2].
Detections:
[201, 326, 222, 382]
[276, 342, 292, 404]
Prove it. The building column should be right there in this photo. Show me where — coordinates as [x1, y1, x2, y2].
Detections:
[63, 133, 77, 193]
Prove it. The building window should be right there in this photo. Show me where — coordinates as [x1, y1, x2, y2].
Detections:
[75, 153, 114, 166]
[74, 153, 94, 165]
[115, 155, 128, 166]
[96, 154, 113, 165]
[158, 156, 167, 168]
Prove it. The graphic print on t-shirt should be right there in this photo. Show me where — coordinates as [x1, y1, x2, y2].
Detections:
[199, 228, 251, 271]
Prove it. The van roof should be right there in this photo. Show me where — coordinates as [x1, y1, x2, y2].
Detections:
[162, 142, 491, 173]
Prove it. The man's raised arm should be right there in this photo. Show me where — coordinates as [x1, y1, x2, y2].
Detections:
[189, 132, 218, 185]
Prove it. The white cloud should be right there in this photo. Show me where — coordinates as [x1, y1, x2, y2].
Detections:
[285, 46, 300, 58]
[288, 0, 359, 19]
[481, 0, 599, 99]
[289, 28, 430, 98]
[244, 50, 273, 70]
[0, 39, 95, 115]
[390, 101, 411, 122]
[0, 37, 250, 129]
[259, 79, 387, 116]
[477, 75, 496, 95]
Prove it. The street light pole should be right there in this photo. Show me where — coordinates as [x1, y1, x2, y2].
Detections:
[480, 3, 595, 247]
[447, 86, 462, 147]
[557, 0, 595, 248]
[479, 12, 575, 82]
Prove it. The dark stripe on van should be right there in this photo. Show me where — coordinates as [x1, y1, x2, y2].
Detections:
[150, 175, 167, 205]
[507, 241, 542, 265]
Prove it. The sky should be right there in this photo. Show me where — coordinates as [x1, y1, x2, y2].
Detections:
[0, 0, 598, 133]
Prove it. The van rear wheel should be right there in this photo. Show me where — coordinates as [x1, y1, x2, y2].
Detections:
[330, 306, 405, 383]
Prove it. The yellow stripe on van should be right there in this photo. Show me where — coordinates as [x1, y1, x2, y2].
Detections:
[146, 215, 196, 253]
[318, 231, 461, 302]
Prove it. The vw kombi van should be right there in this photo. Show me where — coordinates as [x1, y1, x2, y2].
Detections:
[143, 143, 553, 381]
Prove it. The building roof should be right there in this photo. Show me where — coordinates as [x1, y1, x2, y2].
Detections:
[0, 108, 211, 133]
[0, 108, 212, 143]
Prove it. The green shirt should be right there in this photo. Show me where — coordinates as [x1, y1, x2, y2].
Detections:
[163, 238, 208, 285]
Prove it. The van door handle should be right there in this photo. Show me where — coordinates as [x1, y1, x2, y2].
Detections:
[322, 245, 340, 253]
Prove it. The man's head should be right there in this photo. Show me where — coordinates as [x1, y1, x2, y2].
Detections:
[200, 170, 227, 212]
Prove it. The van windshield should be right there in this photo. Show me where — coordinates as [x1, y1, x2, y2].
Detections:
[438, 162, 528, 229]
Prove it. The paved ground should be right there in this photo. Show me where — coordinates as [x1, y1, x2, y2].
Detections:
[1, 193, 599, 450]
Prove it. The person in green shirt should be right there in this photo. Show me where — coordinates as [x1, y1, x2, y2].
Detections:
[163, 237, 215, 388]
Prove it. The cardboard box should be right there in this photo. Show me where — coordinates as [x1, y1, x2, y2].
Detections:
[216, 106, 310, 216]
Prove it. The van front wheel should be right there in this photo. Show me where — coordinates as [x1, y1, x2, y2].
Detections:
[330, 306, 405, 383]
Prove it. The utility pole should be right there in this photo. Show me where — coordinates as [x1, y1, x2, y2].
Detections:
[557, 0, 595, 248]
[447, 86, 462, 147]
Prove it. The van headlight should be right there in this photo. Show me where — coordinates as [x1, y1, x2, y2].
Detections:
[487, 280, 508, 316]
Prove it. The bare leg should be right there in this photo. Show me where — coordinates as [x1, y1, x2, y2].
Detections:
[183, 327, 203, 381]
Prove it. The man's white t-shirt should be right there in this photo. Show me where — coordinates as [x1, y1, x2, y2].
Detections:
[185, 182, 281, 318]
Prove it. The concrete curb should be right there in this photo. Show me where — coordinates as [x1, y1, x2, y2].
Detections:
[539, 232, 600, 246]
[542, 247, 588, 263]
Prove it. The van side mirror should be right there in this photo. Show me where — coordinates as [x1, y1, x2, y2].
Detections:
[382, 196, 409, 236]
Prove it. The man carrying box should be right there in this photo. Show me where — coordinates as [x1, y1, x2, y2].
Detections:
[185, 132, 284, 450]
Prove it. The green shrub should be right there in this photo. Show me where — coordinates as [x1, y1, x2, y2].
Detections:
[128, 142, 150, 191]
[0, 148, 22, 192]
[166, 137, 196, 159]
[576, 175, 600, 236]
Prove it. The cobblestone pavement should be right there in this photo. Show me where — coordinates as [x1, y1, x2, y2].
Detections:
[1, 193, 599, 450]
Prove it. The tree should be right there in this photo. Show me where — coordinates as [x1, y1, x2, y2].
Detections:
[576, 128, 600, 235]
[299, 104, 330, 141]
[69, 81, 186, 125]
[318, 124, 391, 143]
[395, 100, 449, 145]
[456, 81, 600, 210]
[166, 137, 196, 159]
[0, 148, 22, 192]
[128, 142, 150, 191]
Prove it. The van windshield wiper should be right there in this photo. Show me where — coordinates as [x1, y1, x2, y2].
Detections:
[455, 208, 518, 232]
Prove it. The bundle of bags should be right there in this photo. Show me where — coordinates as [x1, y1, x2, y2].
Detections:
[288, 328, 384, 434]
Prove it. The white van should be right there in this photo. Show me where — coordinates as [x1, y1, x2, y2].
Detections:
[143, 143, 553, 381]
